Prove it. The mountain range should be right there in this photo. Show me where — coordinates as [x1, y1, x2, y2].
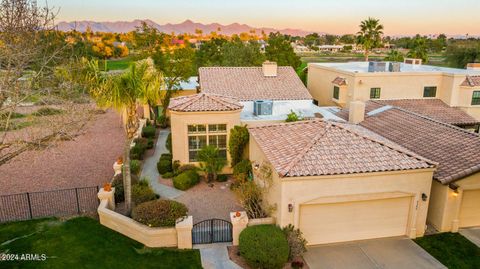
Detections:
[56, 19, 316, 36]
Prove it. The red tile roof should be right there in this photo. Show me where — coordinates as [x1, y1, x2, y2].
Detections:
[332, 77, 348, 86]
[461, 75, 480, 87]
[249, 120, 435, 178]
[168, 93, 243, 112]
[373, 99, 480, 126]
[337, 102, 480, 184]
[199, 66, 312, 101]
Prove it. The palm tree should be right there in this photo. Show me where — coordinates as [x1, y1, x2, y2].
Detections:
[407, 35, 429, 63]
[85, 58, 163, 212]
[197, 145, 226, 182]
[384, 50, 404, 62]
[356, 18, 384, 61]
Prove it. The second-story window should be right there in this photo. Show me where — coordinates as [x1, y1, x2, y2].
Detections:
[370, 88, 381, 99]
[472, 91, 480, 105]
[423, 86, 437, 97]
[333, 86, 340, 100]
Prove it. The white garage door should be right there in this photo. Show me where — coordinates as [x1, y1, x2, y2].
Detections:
[299, 197, 411, 245]
[459, 189, 480, 228]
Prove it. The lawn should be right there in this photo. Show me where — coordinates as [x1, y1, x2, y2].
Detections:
[415, 232, 480, 269]
[102, 57, 134, 71]
[0, 217, 202, 269]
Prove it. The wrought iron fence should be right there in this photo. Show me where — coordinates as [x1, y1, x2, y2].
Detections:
[0, 186, 99, 223]
[192, 219, 233, 244]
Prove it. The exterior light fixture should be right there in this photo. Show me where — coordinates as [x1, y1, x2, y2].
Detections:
[421, 193, 428, 201]
[254, 163, 260, 170]
[453, 189, 459, 197]
[288, 204, 293, 212]
[449, 183, 459, 197]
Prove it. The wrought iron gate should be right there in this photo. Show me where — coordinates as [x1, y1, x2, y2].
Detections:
[192, 219, 232, 244]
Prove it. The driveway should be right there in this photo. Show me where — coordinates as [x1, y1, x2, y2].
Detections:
[459, 227, 480, 247]
[304, 237, 446, 269]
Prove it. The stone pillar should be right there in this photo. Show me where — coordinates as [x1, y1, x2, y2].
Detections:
[98, 187, 116, 210]
[230, 211, 249, 246]
[176, 216, 193, 249]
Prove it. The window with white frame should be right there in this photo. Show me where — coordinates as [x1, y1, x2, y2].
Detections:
[187, 124, 227, 162]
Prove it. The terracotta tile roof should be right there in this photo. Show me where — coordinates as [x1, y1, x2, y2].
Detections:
[248, 120, 435, 178]
[373, 99, 480, 126]
[461, 75, 480, 87]
[332, 77, 348, 86]
[337, 102, 480, 184]
[168, 93, 243, 112]
[199, 66, 312, 101]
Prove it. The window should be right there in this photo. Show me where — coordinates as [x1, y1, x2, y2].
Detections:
[187, 124, 227, 162]
[333, 86, 339, 100]
[472, 91, 480, 105]
[313, 99, 319, 106]
[370, 88, 381, 99]
[423, 86, 437, 98]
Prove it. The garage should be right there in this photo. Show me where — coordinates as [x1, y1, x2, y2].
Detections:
[459, 189, 480, 228]
[299, 196, 412, 245]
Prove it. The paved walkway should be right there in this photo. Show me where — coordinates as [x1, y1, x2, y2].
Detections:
[194, 243, 242, 269]
[141, 128, 183, 199]
[459, 227, 480, 247]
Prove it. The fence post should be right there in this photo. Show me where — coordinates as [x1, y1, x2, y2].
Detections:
[230, 211, 248, 246]
[75, 188, 80, 214]
[176, 216, 193, 249]
[26, 192, 33, 219]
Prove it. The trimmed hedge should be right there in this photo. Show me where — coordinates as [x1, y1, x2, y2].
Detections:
[177, 164, 197, 174]
[239, 225, 289, 269]
[130, 159, 141, 175]
[132, 199, 188, 227]
[132, 180, 157, 205]
[162, 172, 175, 178]
[142, 125, 156, 138]
[131, 138, 148, 160]
[166, 133, 172, 153]
[111, 173, 139, 203]
[173, 170, 200, 190]
[147, 138, 154, 149]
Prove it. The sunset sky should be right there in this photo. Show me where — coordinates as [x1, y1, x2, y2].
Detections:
[48, 0, 480, 36]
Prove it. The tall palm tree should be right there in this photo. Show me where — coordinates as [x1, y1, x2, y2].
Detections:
[85, 58, 163, 212]
[356, 18, 384, 61]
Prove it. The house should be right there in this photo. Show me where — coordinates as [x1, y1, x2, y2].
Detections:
[317, 45, 344, 53]
[307, 61, 480, 120]
[337, 101, 480, 233]
[248, 119, 436, 245]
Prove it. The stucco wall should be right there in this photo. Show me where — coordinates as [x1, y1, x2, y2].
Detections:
[307, 64, 354, 107]
[170, 110, 241, 172]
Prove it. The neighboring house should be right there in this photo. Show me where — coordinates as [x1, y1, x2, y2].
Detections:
[307, 61, 480, 120]
[317, 45, 344, 53]
[337, 101, 480, 233]
[248, 120, 436, 245]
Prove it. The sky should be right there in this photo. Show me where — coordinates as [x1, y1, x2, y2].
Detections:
[47, 0, 480, 36]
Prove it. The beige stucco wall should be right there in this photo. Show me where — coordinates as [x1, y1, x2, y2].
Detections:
[428, 173, 480, 232]
[170, 109, 241, 173]
[307, 63, 354, 107]
[249, 137, 435, 241]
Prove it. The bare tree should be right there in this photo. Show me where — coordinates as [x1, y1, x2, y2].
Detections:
[0, 0, 92, 166]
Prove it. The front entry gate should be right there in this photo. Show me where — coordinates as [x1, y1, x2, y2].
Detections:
[192, 219, 232, 244]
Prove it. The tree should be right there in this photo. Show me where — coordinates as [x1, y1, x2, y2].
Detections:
[195, 38, 227, 67]
[85, 58, 163, 212]
[339, 34, 356, 44]
[384, 50, 405, 62]
[265, 32, 301, 69]
[356, 17, 384, 61]
[197, 145, 226, 182]
[407, 35, 429, 62]
[221, 39, 265, 66]
[446, 41, 480, 68]
[229, 125, 249, 167]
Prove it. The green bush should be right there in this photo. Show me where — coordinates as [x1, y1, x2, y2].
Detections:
[177, 164, 197, 174]
[157, 115, 169, 128]
[132, 199, 188, 227]
[229, 125, 249, 167]
[217, 174, 228, 182]
[285, 110, 301, 122]
[166, 133, 172, 153]
[172, 160, 181, 175]
[239, 225, 289, 269]
[142, 125, 156, 138]
[130, 138, 148, 160]
[111, 173, 139, 203]
[157, 159, 172, 174]
[132, 179, 157, 205]
[162, 172, 175, 178]
[283, 224, 307, 261]
[32, 107, 63, 116]
[130, 159, 141, 175]
[233, 159, 252, 182]
[147, 138, 154, 149]
[160, 153, 172, 161]
[173, 170, 200, 190]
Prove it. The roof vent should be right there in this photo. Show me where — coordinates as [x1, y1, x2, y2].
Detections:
[262, 61, 277, 77]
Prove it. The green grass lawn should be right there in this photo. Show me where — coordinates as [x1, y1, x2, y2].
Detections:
[415, 232, 480, 269]
[0, 217, 202, 269]
[102, 57, 135, 71]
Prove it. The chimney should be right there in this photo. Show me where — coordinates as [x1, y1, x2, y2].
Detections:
[467, 63, 480, 71]
[348, 101, 366, 124]
[262, 61, 277, 77]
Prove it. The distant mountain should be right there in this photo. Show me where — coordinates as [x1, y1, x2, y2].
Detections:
[56, 19, 316, 36]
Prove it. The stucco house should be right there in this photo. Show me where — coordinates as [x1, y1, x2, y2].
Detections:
[248, 119, 436, 245]
[337, 101, 480, 233]
[307, 61, 480, 120]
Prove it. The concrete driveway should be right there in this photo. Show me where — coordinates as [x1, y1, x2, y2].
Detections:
[459, 227, 480, 247]
[304, 237, 446, 269]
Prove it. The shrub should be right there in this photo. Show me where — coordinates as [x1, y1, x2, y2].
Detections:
[198, 145, 226, 182]
[172, 160, 181, 175]
[285, 110, 301, 122]
[166, 133, 172, 153]
[111, 173, 139, 203]
[233, 159, 252, 182]
[160, 153, 172, 161]
[217, 174, 228, 182]
[132, 179, 157, 205]
[130, 159, 141, 175]
[132, 199, 188, 227]
[142, 125, 156, 138]
[157, 160, 172, 174]
[130, 138, 148, 160]
[147, 138, 154, 149]
[234, 181, 269, 219]
[283, 224, 308, 261]
[157, 115, 169, 128]
[177, 164, 197, 174]
[162, 172, 175, 178]
[32, 107, 63, 116]
[239, 225, 289, 269]
[173, 170, 200, 190]
[229, 125, 249, 167]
